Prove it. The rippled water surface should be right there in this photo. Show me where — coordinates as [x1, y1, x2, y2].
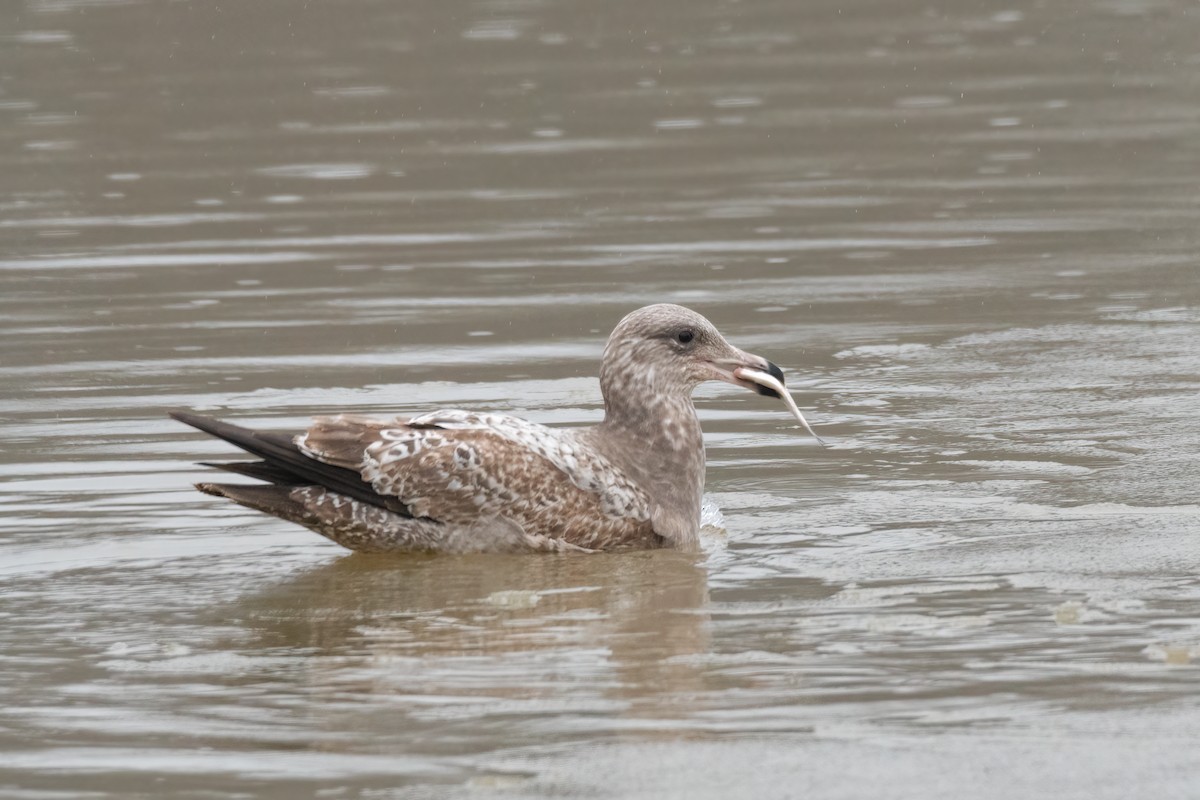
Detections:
[3, 0, 1200, 797]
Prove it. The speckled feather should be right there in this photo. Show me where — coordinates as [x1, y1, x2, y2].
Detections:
[296, 411, 657, 550]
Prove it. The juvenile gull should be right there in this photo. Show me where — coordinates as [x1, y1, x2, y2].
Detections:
[171, 304, 822, 553]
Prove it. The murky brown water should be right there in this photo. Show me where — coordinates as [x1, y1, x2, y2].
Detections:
[3, 0, 1200, 796]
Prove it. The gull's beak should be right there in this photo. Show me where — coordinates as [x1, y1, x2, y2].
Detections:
[709, 351, 828, 447]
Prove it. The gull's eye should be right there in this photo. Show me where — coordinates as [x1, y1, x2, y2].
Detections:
[676, 329, 695, 345]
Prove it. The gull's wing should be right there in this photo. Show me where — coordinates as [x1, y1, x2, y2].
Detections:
[297, 410, 653, 548]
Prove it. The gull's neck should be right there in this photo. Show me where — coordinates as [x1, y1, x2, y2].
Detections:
[599, 382, 701, 448]
[585, 362, 706, 547]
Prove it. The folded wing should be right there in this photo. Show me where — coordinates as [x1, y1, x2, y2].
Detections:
[297, 411, 653, 549]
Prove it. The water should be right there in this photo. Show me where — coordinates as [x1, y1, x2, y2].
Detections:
[2, 0, 1200, 796]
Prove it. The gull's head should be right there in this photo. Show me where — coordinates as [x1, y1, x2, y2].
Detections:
[601, 303, 825, 443]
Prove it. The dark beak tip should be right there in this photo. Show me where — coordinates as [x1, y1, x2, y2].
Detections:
[753, 384, 783, 399]
[766, 360, 785, 385]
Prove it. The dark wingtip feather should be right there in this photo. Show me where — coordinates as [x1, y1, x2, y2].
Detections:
[199, 461, 303, 485]
[195, 482, 312, 525]
[173, 409, 413, 518]
[169, 410, 261, 448]
[169, 408, 216, 429]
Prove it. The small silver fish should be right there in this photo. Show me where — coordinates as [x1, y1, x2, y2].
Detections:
[734, 366, 828, 447]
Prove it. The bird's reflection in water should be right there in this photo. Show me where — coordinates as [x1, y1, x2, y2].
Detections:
[236, 549, 712, 745]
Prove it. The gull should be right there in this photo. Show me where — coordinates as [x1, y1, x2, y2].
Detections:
[171, 303, 823, 553]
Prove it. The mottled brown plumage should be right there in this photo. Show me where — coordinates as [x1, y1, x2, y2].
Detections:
[173, 304, 815, 553]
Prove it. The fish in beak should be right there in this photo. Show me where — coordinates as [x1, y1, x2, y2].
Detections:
[708, 353, 828, 447]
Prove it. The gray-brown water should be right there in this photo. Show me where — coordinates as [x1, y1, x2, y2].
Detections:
[2, 0, 1199, 797]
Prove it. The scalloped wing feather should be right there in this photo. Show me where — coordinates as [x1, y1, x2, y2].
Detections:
[297, 411, 656, 550]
